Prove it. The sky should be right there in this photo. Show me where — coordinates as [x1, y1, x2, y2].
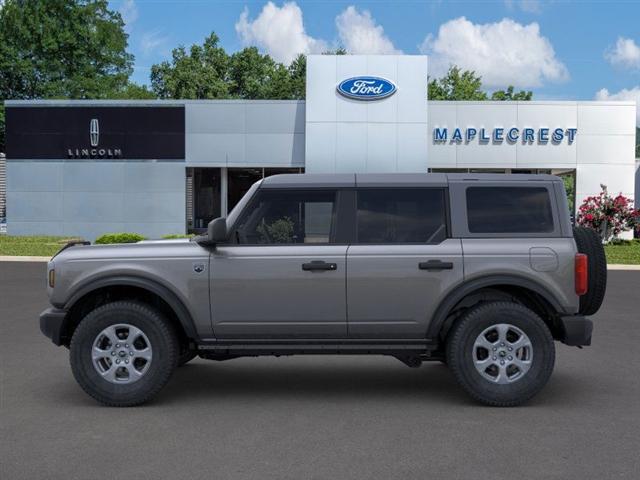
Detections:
[112, 0, 640, 123]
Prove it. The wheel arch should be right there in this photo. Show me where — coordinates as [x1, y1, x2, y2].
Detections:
[427, 274, 565, 342]
[59, 275, 197, 347]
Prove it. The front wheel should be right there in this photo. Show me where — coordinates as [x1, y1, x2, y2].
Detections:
[446, 301, 555, 407]
[70, 301, 179, 407]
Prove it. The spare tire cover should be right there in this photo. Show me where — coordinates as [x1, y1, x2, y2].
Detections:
[572, 226, 607, 316]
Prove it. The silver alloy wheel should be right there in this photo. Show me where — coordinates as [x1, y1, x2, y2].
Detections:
[472, 323, 533, 384]
[91, 324, 153, 384]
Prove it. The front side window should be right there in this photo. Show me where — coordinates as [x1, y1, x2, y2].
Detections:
[233, 190, 336, 244]
[356, 188, 447, 243]
[466, 187, 554, 234]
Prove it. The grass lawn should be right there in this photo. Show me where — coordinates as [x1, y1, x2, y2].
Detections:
[604, 240, 640, 265]
[0, 236, 82, 257]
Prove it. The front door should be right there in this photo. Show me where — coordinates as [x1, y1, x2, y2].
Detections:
[346, 187, 463, 338]
[210, 188, 347, 338]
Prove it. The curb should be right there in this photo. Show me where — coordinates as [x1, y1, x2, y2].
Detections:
[0, 256, 51, 262]
[607, 264, 640, 270]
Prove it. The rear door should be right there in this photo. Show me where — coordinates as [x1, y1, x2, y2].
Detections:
[346, 187, 463, 338]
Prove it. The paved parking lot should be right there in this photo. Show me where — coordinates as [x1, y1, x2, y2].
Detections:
[1, 262, 639, 480]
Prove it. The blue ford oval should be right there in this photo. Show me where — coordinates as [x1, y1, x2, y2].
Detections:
[337, 76, 397, 100]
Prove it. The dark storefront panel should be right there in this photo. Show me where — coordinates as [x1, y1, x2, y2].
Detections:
[6, 106, 185, 160]
[192, 168, 222, 230]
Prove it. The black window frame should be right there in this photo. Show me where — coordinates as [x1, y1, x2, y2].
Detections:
[226, 187, 346, 246]
[352, 187, 451, 245]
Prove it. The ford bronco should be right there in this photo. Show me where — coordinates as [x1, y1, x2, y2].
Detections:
[40, 173, 606, 406]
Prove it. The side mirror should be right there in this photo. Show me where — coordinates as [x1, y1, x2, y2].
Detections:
[207, 217, 227, 244]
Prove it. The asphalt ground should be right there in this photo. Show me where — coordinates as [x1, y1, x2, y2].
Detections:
[1, 262, 639, 480]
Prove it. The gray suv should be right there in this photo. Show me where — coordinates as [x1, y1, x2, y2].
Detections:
[40, 173, 606, 407]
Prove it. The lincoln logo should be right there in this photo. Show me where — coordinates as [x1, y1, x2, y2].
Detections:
[67, 118, 122, 158]
[337, 76, 397, 100]
[89, 118, 99, 147]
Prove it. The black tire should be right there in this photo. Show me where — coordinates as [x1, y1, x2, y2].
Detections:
[70, 301, 179, 407]
[177, 349, 198, 367]
[573, 226, 607, 315]
[446, 302, 555, 407]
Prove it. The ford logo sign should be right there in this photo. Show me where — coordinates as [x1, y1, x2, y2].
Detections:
[337, 76, 397, 101]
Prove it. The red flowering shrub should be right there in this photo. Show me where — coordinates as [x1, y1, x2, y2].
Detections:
[576, 184, 639, 242]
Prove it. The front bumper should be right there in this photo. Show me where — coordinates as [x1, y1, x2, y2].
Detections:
[558, 315, 593, 346]
[39, 307, 68, 346]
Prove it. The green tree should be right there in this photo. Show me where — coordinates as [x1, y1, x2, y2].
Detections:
[150, 33, 308, 100]
[491, 86, 533, 101]
[150, 33, 230, 99]
[0, 0, 138, 151]
[428, 66, 533, 102]
[288, 54, 307, 100]
[428, 66, 488, 101]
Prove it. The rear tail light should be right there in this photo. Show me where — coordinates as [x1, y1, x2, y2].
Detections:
[575, 253, 588, 296]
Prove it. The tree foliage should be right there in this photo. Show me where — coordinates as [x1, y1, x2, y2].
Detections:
[0, 0, 142, 151]
[428, 66, 533, 101]
[491, 86, 533, 101]
[150, 33, 308, 100]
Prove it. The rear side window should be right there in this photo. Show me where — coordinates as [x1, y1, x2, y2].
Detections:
[466, 187, 554, 234]
[356, 188, 447, 243]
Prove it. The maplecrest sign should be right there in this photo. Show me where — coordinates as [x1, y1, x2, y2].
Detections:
[433, 127, 577, 144]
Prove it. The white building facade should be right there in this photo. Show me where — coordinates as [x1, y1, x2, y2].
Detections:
[3, 54, 637, 239]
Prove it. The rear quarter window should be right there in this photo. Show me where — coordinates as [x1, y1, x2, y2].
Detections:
[466, 187, 554, 234]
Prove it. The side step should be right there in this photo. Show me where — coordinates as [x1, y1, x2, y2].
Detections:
[196, 338, 439, 356]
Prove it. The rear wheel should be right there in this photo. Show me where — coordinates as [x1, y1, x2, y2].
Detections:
[446, 301, 555, 407]
[70, 301, 179, 407]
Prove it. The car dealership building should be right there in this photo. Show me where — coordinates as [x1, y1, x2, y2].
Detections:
[3, 55, 638, 239]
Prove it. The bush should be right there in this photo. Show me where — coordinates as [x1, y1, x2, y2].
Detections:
[161, 234, 194, 239]
[577, 184, 639, 242]
[94, 233, 146, 244]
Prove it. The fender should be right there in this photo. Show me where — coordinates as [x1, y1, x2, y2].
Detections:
[426, 274, 566, 340]
[63, 275, 198, 339]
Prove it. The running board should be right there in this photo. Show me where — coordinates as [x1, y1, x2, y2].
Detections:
[196, 338, 438, 356]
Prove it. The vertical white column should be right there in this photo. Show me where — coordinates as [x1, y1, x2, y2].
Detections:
[220, 167, 228, 217]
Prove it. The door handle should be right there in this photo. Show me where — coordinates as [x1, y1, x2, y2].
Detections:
[302, 261, 338, 272]
[419, 260, 454, 271]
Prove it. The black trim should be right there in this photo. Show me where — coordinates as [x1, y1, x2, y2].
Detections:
[62, 275, 198, 339]
[196, 338, 438, 355]
[426, 274, 567, 339]
[558, 315, 593, 346]
[335, 189, 356, 243]
[39, 307, 68, 346]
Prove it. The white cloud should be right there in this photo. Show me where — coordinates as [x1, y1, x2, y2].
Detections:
[420, 17, 568, 88]
[140, 30, 168, 56]
[595, 87, 640, 124]
[335, 6, 401, 55]
[605, 37, 640, 70]
[235, 1, 327, 64]
[119, 0, 138, 33]
[504, 0, 542, 14]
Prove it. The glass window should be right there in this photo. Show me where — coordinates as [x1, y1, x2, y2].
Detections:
[233, 190, 336, 244]
[466, 187, 554, 234]
[356, 189, 447, 244]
